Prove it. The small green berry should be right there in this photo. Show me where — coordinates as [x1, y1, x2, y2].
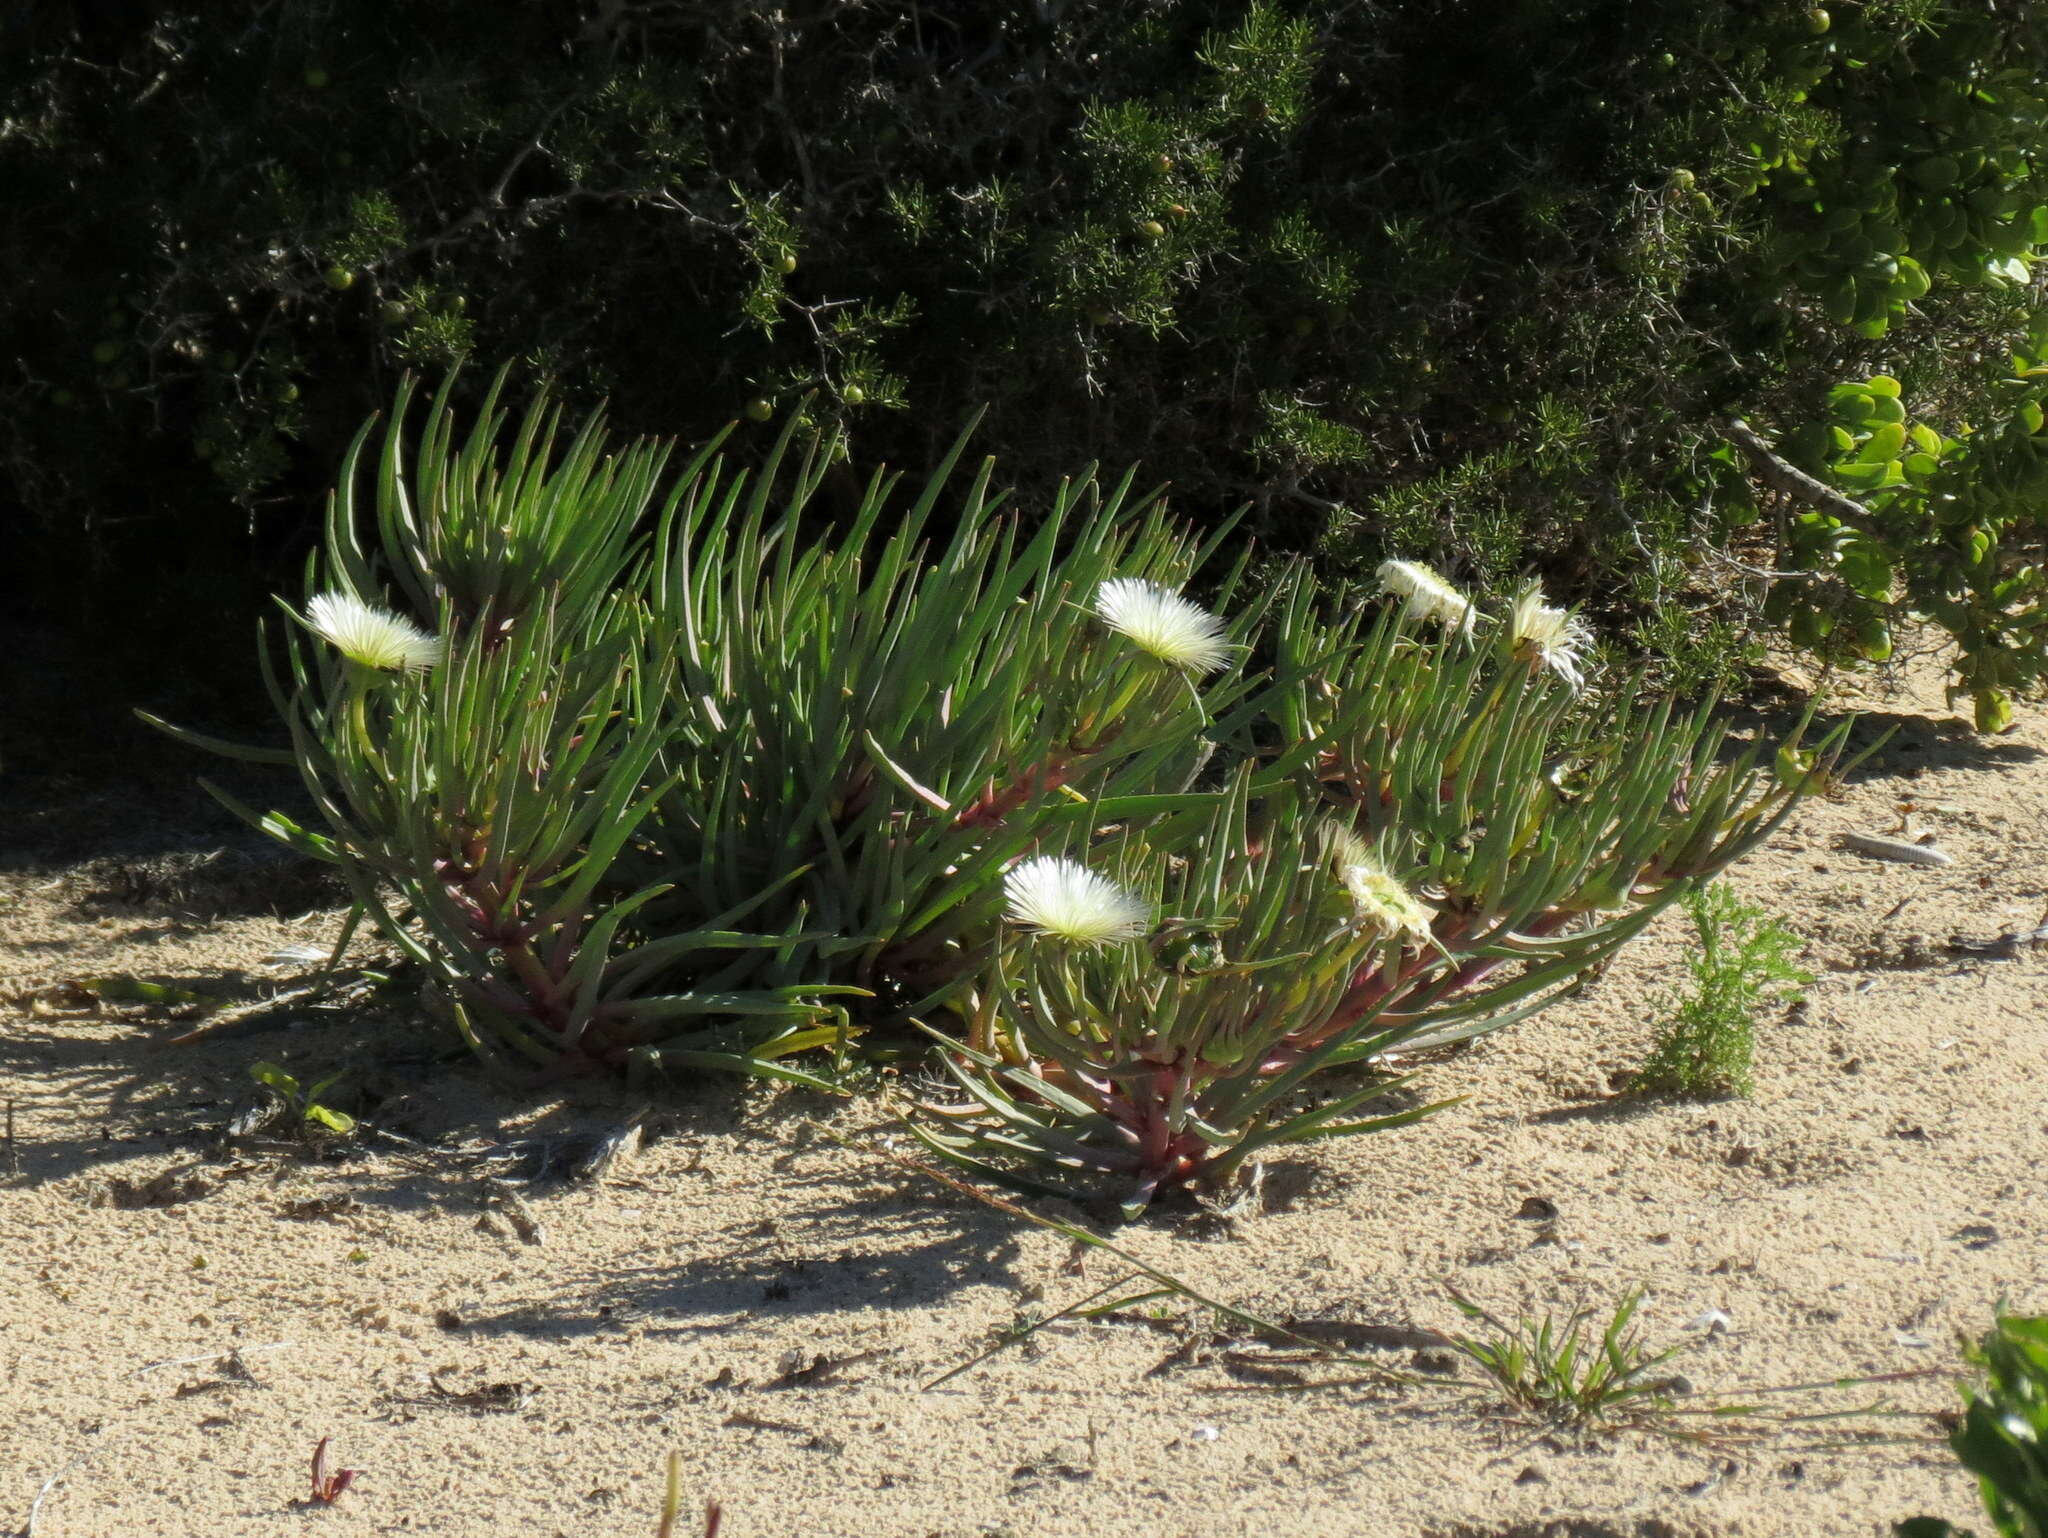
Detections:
[777, 253, 798, 275]
[324, 265, 355, 292]
[1805, 6, 1830, 33]
[842, 384, 866, 406]
[1138, 219, 1166, 240]
[744, 397, 775, 423]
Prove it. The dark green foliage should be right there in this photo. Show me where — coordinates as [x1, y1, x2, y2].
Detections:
[4, 1, 2045, 709]
[1897, 1314, 2048, 1538]
[1633, 881, 1810, 1099]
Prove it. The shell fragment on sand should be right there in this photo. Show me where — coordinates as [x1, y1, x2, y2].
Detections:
[1837, 831, 1954, 867]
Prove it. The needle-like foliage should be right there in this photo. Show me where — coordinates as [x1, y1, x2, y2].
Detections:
[156, 376, 1848, 1210]
[913, 581, 1846, 1208]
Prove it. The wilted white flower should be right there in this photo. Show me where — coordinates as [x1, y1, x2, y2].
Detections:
[1325, 827, 1436, 947]
[303, 592, 443, 673]
[1375, 559, 1476, 635]
[1094, 578, 1235, 675]
[1508, 582, 1593, 692]
[1004, 855, 1151, 946]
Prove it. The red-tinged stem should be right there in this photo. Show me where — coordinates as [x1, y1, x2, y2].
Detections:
[1107, 1057, 1221, 1196]
[545, 906, 588, 979]
[1337, 906, 1586, 1035]
[1144, 1063, 1184, 1172]
[465, 974, 533, 1017]
[954, 755, 1080, 829]
[828, 764, 877, 828]
[1311, 907, 1479, 1044]
[444, 858, 576, 1042]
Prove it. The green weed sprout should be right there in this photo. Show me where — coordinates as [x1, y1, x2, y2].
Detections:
[1634, 882, 1811, 1099]
[248, 1061, 355, 1136]
[1446, 1286, 1688, 1431]
[153, 378, 1846, 1212]
[1898, 1314, 2048, 1538]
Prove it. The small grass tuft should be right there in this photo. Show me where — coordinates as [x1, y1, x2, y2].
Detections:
[1445, 1286, 1688, 1431]
[1633, 881, 1810, 1099]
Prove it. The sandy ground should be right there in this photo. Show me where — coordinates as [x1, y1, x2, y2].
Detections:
[2, 649, 2044, 1538]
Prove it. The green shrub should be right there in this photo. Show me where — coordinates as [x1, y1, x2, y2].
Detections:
[158, 382, 1850, 1210]
[1767, 354, 2048, 732]
[1897, 1314, 2048, 1538]
[7, 3, 2046, 713]
[1632, 881, 1811, 1099]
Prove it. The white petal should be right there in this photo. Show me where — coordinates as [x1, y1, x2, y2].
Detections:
[1094, 578, 1235, 674]
[1003, 855, 1151, 946]
[1375, 559, 1475, 634]
[304, 592, 444, 673]
[1508, 583, 1592, 692]
[1324, 826, 1435, 946]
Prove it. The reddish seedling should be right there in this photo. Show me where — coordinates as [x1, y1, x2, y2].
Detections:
[655, 1449, 721, 1536]
[309, 1436, 359, 1504]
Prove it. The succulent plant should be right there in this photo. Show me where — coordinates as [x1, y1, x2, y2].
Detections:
[910, 574, 1847, 1211]
[154, 377, 1847, 1213]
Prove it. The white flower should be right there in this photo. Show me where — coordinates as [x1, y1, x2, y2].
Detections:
[1375, 559, 1476, 634]
[1004, 856, 1151, 946]
[1325, 828, 1436, 947]
[303, 592, 443, 673]
[1094, 578, 1235, 674]
[1508, 583, 1593, 692]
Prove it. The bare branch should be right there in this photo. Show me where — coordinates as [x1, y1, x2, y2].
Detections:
[1722, 417, 1881, 534]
